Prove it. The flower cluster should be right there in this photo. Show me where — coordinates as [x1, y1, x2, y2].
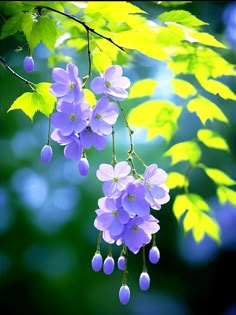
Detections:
[44, 63, 130, 175]
[92, 162, 169, 304]
[42, 61, 170, 305]
[94, 162, 169, 254]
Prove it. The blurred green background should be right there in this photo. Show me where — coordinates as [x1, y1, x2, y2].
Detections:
[1, 1, 236, 315]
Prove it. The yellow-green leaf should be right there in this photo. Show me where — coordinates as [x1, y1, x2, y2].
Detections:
[165, 172, 187, 189]
[197, 78, 236, 100]
[83, 88, 97, 107]
[92, 51, 112, 73]
[129, 79, 158, 99]
[169, 44, 236, 80]
[173, 194, 189, 219]
[217, 186, 236, 206]
[158, 10, 208, 29]
[7, 83, 56, 119]
[197, 129, 230, 152]
[203, 167, 236, 186]
[165, 141, 201, 166]
[112, 30, 169, 61]
[170, 78, 196, 98]
[8, 92, 39, 120]
[173, 193, 220, 243]
[36, 82, 56, 117]
[127, 100, 182, 142]
[187, 95, 229, 125]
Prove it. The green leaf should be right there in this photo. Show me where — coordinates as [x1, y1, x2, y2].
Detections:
[165, 141, 201, 166]
[7, 82, 56, 119]
[0, 12, 24, 39]
[173, 194, 220, 243]
[187, 95, 229, 125]
[197, 129, 230, 152]
[158, 10, 208, 29]
[36, 16, 57, 52]
[197, 78, 236, 100]
[127, 100, 182, 142]
[165, 172, 187, 189]
[170, 78, 196, 98]
[129, 79, 158, 99]
[158, 1, 192, 7]
[203, 167, 236, 186]
[22, 12, 40, 51]
[22, 13, 57, 52]
[217, 186, 236, 206]
[112, 30, 169, 61]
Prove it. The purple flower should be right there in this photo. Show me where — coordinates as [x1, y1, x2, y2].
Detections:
[91, 252, 103, 272]
[122, 181, 150, 217]
[63, 135, 82, 160]
[80, 126, 107, 151]
[40, 145, 53, 163]
[96, 161, 134, 198]
[90, 96, 119, 135]
[121, 215, 160, 254]
[50, 129, 82, 161]
[144, 164, 170, 210]
[50, 63, 84, 103]
[119, 285, 130, 305]
[139, 272, 150, 291]
[91, 65, 131, 101]
[78, 157, 89, 176]
[94, 197, 131, 241]
[24, 56, 34, 72]
[51, 101, 90, 136]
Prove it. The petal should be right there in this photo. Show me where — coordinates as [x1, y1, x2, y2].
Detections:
[52, 68, 69, 84]
[110, 219, 124, 236]
[66, 63, 79, 81]
[64, 140, 82, 160]
[93, 133, 107, 151]
[96, 164, 114, 181]
[103, 181, 118, 198]
[105, 65, 122, 81]
[106, 87, 128, 101]
[114, 161, 131, 177]
[90, 77, 105, 94]
[50, 83, 68, 97]
[112, 77, 131, 89]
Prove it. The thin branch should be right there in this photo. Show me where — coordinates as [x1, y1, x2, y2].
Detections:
[37, 6, 126, 52]
[0, 57, 36, 90]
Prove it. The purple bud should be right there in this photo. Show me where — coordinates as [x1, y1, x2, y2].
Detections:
[91, 253, 103, 272]
[119, 285, 130, 305]
[139, 272, 150, 291]
[103, 256, 114, 275]
[24, 56, 34, 72]
[78, 157, 89, 176]
[148, 246, 160, 264]
[40, 145, 53, 163]
[117, 256, 126, 271]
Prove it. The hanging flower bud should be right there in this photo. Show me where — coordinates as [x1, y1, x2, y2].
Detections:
[24, 56, 34, 72]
